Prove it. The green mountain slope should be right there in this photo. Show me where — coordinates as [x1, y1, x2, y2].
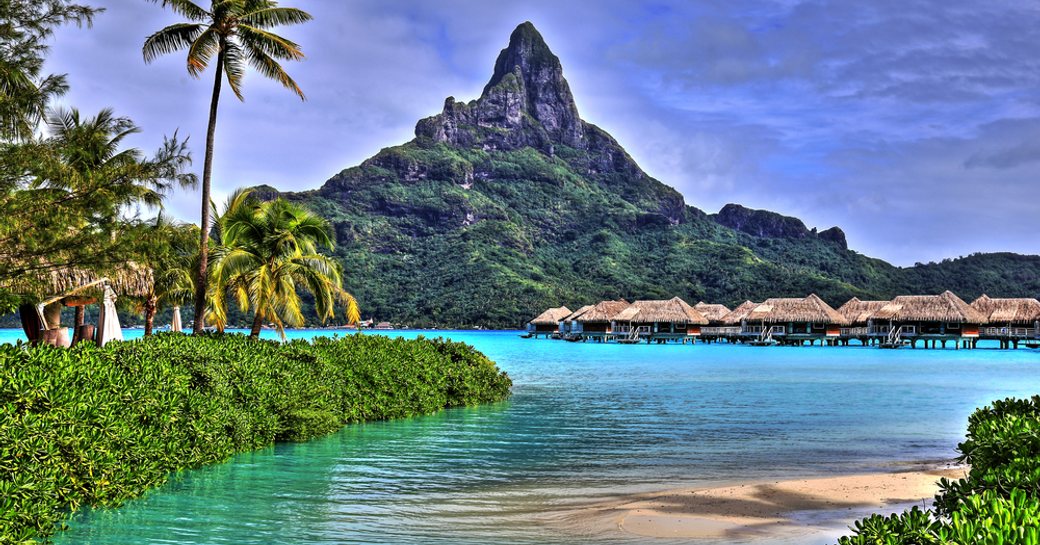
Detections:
[279, 22, 1039, 328]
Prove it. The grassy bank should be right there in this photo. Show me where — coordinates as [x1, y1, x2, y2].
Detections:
[0, 333, 511, 544]
[837, 396, 1040, 544]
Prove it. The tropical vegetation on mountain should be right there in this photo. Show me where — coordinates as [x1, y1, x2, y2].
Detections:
[208, 189, 360, 337]
[144, 0, 312, 333]
[269, 22, 1040, 328]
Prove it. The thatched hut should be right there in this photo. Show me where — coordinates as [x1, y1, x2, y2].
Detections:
[10, 264, 152, 347]
[694, 302, 731, 324]
[970, 295, 1040, 345]
[721, 301, 759, 325]
[869, 291, 985, 348]
[527, 306, 572, 337]
[575, 299, 630, 340]
[560, 305, 593, 336]
[614, 297, 708, 342]
[742, 294, 848, 344]
[837, 297, 888, 329]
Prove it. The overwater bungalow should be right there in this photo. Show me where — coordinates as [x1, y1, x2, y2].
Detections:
[970, 295, 1040, 348]
[868, 291, 985, 349]
[695, 301, 732, 342]
[836, 297, 889, 345]
[741, 294, 848, 346]
[526, 306, 572, 338]
[574, 299, 630, 341]
[613, 297, 709, 343]
[560, 305, 593, 337]
[708, 301, 758, 342]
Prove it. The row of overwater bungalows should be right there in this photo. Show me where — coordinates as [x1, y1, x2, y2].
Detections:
[526, 292, 1040, 348]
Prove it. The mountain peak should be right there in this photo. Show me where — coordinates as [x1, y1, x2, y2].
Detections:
[416, 21, 584, 149]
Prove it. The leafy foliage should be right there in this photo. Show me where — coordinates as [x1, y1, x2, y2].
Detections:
[836, 397, 1040, 544]
[0, 332, 511, 544]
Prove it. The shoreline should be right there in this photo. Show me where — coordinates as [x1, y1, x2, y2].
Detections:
[559, 462, 967, 541]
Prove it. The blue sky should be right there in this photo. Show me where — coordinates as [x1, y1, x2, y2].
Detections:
[47, 0, 1040, 266]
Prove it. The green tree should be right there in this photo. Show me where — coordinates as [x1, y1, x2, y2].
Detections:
[0, 0, 99, 141]
[135, 214, 199, 335]
[143, 0, 312, 334]
[209, 189, 359, 338]
[0, 108, 196, 304]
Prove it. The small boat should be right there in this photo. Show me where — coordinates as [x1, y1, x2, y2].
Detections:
[1024, 341, 1040, 349]
[563, 334, 583, 342]
[519, 332, 533, 339]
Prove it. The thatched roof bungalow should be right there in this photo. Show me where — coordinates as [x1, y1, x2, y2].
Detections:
[527, 306, 572, 334]
[694, 302, 731, 324]
[575, 299, 630, 333]
[743, 294, 848, 337]
[970, 295, 1040, 326]
[870, 291, 985, 338]
[721, 301, 759, 325]
[837, 297, 889, 326]
[615, 297, 708, 336]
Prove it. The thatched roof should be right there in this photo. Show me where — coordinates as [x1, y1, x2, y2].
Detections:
[8, 263, 153, 301]
[576, 299, 630, 322]
[745, 294, 849, 325]
[871, 291, 985, 323]
[562, 305, 593, 322]
[721, 301, 760, 325]
[615, 297, 708, 325]
[970, 295, 1040, 324]
[694, 302, 731, 322]
[837, 297, 889, 325]
[529, 306, 572, 325]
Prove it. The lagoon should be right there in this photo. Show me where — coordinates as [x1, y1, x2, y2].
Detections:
[5, 329, 1038, 544]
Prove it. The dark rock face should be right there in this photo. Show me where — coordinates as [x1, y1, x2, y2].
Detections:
[818, 226, 848, 249]
[713, 204, 813, 239]
[417, 22, 601, 157]
[712, 204, 847, 248]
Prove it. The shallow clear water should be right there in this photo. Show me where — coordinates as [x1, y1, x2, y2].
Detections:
[5, 329, 1039, 544]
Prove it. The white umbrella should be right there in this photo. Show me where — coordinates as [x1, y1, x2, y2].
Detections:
[171, 306, 183, 332]
[96, 284, 123, 347]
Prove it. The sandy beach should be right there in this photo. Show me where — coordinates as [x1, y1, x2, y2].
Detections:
[563, 464, 966, 541]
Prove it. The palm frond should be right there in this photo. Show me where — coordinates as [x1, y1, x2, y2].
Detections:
[143, 23, 205, 63]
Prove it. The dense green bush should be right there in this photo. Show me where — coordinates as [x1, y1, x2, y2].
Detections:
[0, 333, 511, 544]
[837, 397, 1040, 544]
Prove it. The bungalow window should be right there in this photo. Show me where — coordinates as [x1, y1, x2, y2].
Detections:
[946, 323, 960, 330]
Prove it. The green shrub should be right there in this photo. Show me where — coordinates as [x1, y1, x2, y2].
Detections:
[837, 397, 1040, 544]
[0, 333, 511, 544]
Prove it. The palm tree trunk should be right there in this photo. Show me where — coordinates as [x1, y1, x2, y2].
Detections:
[250, 312, 264, 338]
[193, 48, 225, 334]
[144, 296, 157, 336]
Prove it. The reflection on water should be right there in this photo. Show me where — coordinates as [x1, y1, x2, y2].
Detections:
[38, 331, 1040, 544]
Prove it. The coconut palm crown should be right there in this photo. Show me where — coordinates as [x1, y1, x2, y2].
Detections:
[209, 189, 360, 338]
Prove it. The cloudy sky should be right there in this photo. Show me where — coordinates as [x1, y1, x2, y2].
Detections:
[47, 0, 1040, 266]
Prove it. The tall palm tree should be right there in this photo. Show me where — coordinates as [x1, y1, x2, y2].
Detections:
[209, 189, 359, 338]
[143, 0, 312, 333]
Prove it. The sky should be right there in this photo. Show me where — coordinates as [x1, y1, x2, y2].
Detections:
[46, 0, 1040, 266]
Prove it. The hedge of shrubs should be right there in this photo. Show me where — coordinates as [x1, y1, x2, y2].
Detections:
[837, 396, 1040, 544]
[0, 333, 512, 544]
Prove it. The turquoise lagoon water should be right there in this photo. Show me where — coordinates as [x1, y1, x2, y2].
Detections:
[4, 329, 1040, 544]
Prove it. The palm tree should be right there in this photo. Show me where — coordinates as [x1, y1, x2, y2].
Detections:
[136, 214, 198, 335]
[209, 189, 359, 338]
[143, 0, 312, 334]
